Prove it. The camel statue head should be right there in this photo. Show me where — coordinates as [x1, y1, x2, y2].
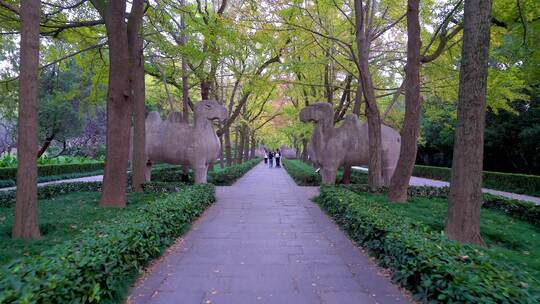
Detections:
[299, 103, 333, 126]
[195, 100, 228, 123]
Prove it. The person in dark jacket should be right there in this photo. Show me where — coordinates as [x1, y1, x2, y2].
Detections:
[268, 151, 274, 168]
[275, 149, 281, 168]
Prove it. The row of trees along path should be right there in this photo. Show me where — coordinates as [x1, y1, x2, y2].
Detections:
[8, 0, 497, 248]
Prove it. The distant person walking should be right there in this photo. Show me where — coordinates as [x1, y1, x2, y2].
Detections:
[275, 149, 281, 168]
[268, 151, 274, 168]
[264, 151, 268, 165]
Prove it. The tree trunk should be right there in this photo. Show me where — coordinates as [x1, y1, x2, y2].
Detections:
[238, 126, 246, 164]
[234, 127, 240, 164]
[219, 134, 225, 168]
[129, 0, 146, 192]
[201, 80, 210, 100]
[13, 0, 41, 240]
[388, 0, 421, 202]
[342, 165, 352, 184]
[445, 0, 492, 245]
[180, 0, 190, 123]
[225, 127, 232, 167]
[243, 126, 250, 162]
[37, 133, 56, 158]
[100, 1, 134, 207]
[250, 131, 256, 159]
[354, 0, 384, 189]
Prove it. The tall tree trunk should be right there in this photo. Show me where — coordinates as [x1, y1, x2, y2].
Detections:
[238, 126, 246, 164]
[243, 126, 250, 162]
[13, 0, 41, 240]
[388, 0, 421, 202]
[250, 131, 256, 159]
[201, 80, 210, 100]
[445, 0, 492, 245]
[225, 126, 232, 167]
[342, 165, 352, 184]
[180, 0, 190, 123]
[219, 134, 225, 168]
[354, 0, 384, 188]
[99, 0, 139, 207]
[37, 133, 56, 158]
[130, 0, 146, 192]
[234, 127, 239, 164]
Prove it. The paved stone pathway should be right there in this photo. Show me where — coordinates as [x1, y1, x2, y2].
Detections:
[128, 163, 409, 304]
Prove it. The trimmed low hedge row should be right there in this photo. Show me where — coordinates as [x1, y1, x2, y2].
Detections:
[0, 184, 215, 303]
[345, 184, 540, 228]
[282, 159, 368, 186]
[0, 162, 104, 182]
[150, 158, 262, 186]
[0, 182, 103, 208]
[318, 186, 537, 303]
[413, 165, 540, 197]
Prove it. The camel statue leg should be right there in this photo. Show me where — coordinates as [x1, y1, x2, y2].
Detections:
[321, 166, 338, 185]
[193, 163, 208, 184]
[144, 160, 152, 182]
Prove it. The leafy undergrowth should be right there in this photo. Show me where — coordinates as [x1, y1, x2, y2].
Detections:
[0, 191, 159, 265]
[358, 191, 540, 283]
[0, 184, 215, 303]
[282, 158, 367, 185]
[318, 186, 540, 302]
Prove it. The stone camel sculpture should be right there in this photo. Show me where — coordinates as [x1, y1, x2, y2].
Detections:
[145, 100, 228, 183]
[299, 103, 401, 185]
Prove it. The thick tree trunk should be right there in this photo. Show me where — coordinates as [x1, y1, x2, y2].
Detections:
[238, 126, 246, 164]
[234, 127, 240, 164]
[129, 1, 146, 192]
[201, 80, 210, 100]
[342, 165, 352, 184]
[388, 0, 421, 202]
[250, 132, 256, 159]
[100, 1, 134, 207]
[225, 127, 232, 167]
[13, 0, 41, 240]
[219, 134, 225, 168]
[445, 0, 492, 245]
[243, 126, 250, 162]
[37, 133, 55, 158]
[354, 0, 384, 189]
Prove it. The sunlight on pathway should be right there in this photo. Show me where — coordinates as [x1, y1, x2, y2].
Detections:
[128, 163, 409, 304]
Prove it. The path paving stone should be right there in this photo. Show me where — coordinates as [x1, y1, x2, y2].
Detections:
[128, 163, 409, 304]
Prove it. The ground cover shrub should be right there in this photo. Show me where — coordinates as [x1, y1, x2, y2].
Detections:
[282, 159, 370, 186]
[318, 186, 539, 303]
[0, 184, 215, 303]
[0, 182, 103, 208]
[345, 184, 540, 228]
[150, 158, 261, 186]
[0, 155, 102, 168]
[413, 165, 540, 197]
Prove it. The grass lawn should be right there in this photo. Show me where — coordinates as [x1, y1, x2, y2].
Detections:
[0, 191, 160, 266]
[355, 191, 540, 286]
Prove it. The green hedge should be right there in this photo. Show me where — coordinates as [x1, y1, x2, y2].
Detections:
[150, 158, 261, 186]
[318, 186, 537, 303]
[413, 165, 540, 197]
[0, 182, 103, 208]
[0, 162, 104, 181]
[282, 159, 368, 186]
[345, 184, 540, 229]
[0, 184, 215, 303]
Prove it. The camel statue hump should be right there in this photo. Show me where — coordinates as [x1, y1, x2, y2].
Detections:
[166, 112, 184, 123]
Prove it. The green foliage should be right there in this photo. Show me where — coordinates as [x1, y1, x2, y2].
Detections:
[0, 182, 103, 208]
[345, 184, 540, 229]
[413, 165, 540, 196]
[150, 158, 262, 186]
[0, 162, 104, 181]
[0, 184, 215, 303]
[318, 186, 539, 303]
[282, 159, 368, 186]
